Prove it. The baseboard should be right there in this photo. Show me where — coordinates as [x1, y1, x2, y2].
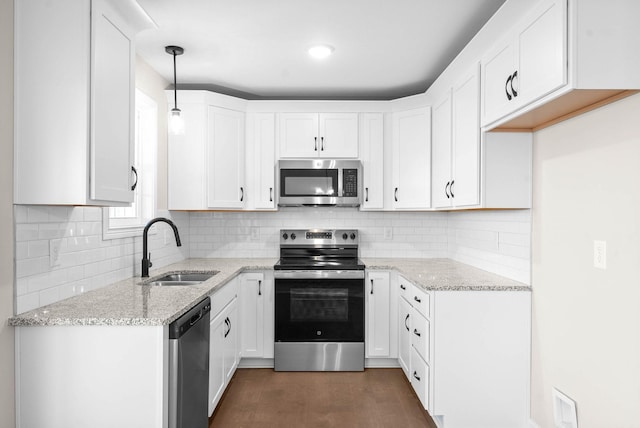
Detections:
[365, 358, 401, 368]
[238, 358, 274, 369]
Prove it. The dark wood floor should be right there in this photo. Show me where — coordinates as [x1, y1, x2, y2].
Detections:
[209, 368, 437, 428]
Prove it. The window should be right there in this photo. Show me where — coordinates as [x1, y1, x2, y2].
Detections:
[103, 89, 157, 239]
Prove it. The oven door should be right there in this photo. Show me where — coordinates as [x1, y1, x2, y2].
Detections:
[274, 270, 364, 342]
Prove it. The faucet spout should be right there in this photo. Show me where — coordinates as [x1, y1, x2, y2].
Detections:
[141, 217, 182, 277]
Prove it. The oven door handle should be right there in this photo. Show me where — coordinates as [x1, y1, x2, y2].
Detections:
[274, 270, 365, 280]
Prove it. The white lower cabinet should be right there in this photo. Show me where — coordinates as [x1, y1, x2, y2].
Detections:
[240, 272, 275, 359]
[209, 279, 240, 416]
[365, 271, 395, 358]
[397, 276, 531, 428]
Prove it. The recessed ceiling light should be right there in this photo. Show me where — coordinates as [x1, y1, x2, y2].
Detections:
[308, 45, 334, 60]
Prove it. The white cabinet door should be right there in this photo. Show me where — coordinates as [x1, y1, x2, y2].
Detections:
[517, 0, 566, 106]
[392, 107, 431, 209]
[207, 106, 246, 208]
[431, 94, 453, 209]
[410, 346, 430, 412]
[279, 113, 319, 158]
[247, 113, 276, 209]
[208, 308, 226, 416]
[90, 0, 134, 203]
[223, 301, 239, 384]
[359, 113, 384, 210]
[318, 113, 358, 158]
[481, 37, 518, 126]
[366, 271, 391, 357]
[451, 67, 480, 207]
[279, 113, 358, 158]
[398, 296, 412, 378]
[240, 273, 265, 358]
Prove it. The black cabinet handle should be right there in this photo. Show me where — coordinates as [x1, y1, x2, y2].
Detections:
[414, 296, 422, 303]
[400, 284, 406, 290]
[269, 187, 273, 202]
[240, 187, 244, 202]
[450, 180, 455, 198]
[224, 317, 230, 338]
[365, 188, 369, 202]
[131, 166, 138, 191]
[258, 279, 262, 296]
[413, 371, 421, 382]
[405, 314, 410, 332]
[413, 328, 421, 337]
[505, 74, 513, 101]
[445, 181, 450, 199]
[370, 278, 374, 294]
[321, 136, 324, 151]
[314, 137, 318, 151]
[511, 70, 518, 97]
[394, 188, 398, 202]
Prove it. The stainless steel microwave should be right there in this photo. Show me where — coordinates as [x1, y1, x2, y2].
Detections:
[277, 159, 362, 207]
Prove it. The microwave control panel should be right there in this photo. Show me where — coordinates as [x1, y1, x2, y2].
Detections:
[342, 169, 358, 197]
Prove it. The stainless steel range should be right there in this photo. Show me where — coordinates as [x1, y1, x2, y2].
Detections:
[274, 229, 365, 371]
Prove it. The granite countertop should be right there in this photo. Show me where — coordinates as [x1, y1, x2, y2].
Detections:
[9, 258, 276, 327]
[364, 258, 530, 292]
[10, 257, 529, 328]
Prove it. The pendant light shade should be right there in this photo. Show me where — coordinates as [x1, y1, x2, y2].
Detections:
[166, 45, 185, 135]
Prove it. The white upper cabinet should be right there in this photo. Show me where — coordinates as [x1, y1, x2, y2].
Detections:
[207, 107, 246, 209]
[167, 91, 248, 210]
[359, 113, 384, 210]
[246, 113, 277, 210]
[391, 107, 431, 209]
[431, 95, 453, 209]
[279, 113, 358, 158]
[481, 0, 566, 127]
[14, 0, 149, 205]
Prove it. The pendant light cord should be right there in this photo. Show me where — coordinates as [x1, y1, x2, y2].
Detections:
[173, 49, 178, 110]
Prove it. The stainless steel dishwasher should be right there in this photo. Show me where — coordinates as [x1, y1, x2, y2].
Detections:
[168, 297, 211, 428]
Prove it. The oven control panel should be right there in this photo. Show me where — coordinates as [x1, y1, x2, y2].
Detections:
[280, 229, 358, 246]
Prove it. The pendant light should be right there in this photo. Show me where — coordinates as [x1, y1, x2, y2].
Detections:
[165, 45, 185, 135]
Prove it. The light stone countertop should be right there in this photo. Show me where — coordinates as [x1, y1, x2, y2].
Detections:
[10, 257, 529, 327]
[363, 258, 530, 292]
[9, 258, 276, 327]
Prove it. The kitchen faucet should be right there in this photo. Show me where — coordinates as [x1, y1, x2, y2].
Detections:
[141, 217, 182, 277]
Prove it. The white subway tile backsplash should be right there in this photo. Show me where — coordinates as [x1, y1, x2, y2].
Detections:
[13, 204, 530, 313]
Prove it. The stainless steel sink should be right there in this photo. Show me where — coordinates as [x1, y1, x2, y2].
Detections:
[141, 271, 219, 286]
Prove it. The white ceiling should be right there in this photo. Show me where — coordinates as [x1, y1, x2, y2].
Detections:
[135, 0, 506, 100]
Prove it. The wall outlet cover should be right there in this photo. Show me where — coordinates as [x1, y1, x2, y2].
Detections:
[384, 227, 393, 240]
[552, 387, 578, 428]
[593, 240, 606, 269]
[49, 238, 62, 267]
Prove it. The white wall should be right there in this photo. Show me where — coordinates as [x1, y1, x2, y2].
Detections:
[531, 93, 640, 427]
[0, 0, 15, 425]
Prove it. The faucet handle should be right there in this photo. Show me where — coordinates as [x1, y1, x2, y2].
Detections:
[148, 253, 152, 268]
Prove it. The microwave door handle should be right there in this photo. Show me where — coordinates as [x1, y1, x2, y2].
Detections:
[337, 168, 343, 197]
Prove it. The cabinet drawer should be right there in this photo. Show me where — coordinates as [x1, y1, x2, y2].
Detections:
[410, 346, 430, 412]
[410, 285, 430, 319]
[411, 308, 430, 363]
[210, 277, 239, 316]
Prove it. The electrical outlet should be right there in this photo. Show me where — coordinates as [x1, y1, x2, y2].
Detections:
[594, 240, 606, 269]
[251, 227, 260, 240]
[384, 227, 393, 240]
[49, 239, 62, 267]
